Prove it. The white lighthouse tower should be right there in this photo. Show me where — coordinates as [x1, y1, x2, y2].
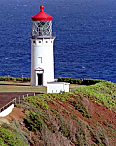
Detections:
[30, 4, 55, 86]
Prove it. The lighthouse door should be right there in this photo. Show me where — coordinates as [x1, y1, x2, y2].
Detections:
[38, 74, 43, 85]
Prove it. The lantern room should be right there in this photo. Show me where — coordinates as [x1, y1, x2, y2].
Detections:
[31, 5, 53, 38]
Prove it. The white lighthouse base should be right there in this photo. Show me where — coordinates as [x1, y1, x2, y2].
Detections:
[47, 82, 70, 93]
[30, 38, 55, 87]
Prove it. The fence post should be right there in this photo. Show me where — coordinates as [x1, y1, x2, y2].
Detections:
[19, 96, 20, 104]
[13, 98, 16, 104]
[27, 94, 28, 97]
[34, 93, 35, 96]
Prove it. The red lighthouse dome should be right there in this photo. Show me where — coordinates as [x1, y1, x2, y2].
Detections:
[31, 5, 53, 21]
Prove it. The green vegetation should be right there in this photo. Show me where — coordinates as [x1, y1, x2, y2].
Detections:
[75, 119, 90, 146]
[47, 92, 74, 101]
[0, 80, 116, 145]
[24, 112, 45, 132]
[88, 125, 111, 146]
[24, 95, 49, 110]
[76, 81, 116, 111]
[0, 76, 30, 82]
[22, 80, 116, 145]
[0, 76, 103, 85]
[71, 101, 91, 118]
[0, 76, 47, 93]
[0, 127, 27, 146]
[0, 82, 46, 93]
[58, 77, 103, 85]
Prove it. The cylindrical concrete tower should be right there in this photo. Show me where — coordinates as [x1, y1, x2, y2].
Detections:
[30, 5, 55, 86]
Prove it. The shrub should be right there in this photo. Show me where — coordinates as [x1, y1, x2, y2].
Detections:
[0, 76, 31, 82]
[24, 96, 49, 110]
[16, 77, 23, 82]
[75, 119, 91, 146]
[81, 79, 103, 85]
[16, 77, 30, 82]
[88, 125, 111, 146]
[0, 127, 27, 146]
[71, 101, 91, 118]
[58, 115, 71, 139]
[58, 77, 103, 85]
[70, 78, 82, 84]
[0, 76, 14, 81]
[58, 77, 71, 83]
[24, 112, 45, 132]
[76, 81, 116, 111]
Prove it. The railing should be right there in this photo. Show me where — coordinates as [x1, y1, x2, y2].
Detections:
[0, 93, 37, 113]
[29, 31, 56, 39]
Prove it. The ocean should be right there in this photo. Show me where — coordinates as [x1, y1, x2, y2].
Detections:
[0, 0, 116, 82]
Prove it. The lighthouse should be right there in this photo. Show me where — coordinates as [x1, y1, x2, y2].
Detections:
[30, 4, 55, 86]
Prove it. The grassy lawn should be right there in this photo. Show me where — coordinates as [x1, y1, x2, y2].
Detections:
[69, 84, 86, 92]
[0, 81, 83, 93]
[0, 81, 30, 86]
[0, 81, 47, 93]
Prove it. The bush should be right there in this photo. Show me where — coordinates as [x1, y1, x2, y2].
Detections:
[81, 79, 102, 85]
[58, 77, 71, 83]
[0, 127, 27, 146]
[58, 77, 103, 85]
[0, 76, 30, 82]
[24, 96, 49, 110]
[24, 112, 44, 132]
[70, 78, 82, 84]
[16, 77, 30, 82]
[75, 119, 91, 146]
[71, 101, 91, 118]
[88, 125, 110, 146]
[0, 76, 14, 81]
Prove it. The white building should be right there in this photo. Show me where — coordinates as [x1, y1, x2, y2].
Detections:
[30, 4, 70, 93]
[47, 82, 70, 93]
[30, 5, 55, 86]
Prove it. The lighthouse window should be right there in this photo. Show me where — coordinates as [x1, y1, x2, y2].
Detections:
[33, 41, 36, 44]
[51, 41, 52, 43]
[46, 41, 48, 43]
[38, 57, 42, 63]
[39, 41, 41, 43]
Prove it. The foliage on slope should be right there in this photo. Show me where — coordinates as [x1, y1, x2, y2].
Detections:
[0, 126, 27, 146]
[0, 81, 116, 146]
[76, 81, 116, 111]
[22, 82, 116, 145]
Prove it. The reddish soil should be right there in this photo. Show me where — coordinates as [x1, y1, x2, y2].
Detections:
[1, 94, 116, 145]
[3, 107, 24, 121]
[47, 98, 116, 145]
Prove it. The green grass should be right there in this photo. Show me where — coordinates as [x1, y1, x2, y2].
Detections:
[70, 84, 86, 92]
[0, 81, 46, 93]
[0, 81, 30, 85]
[75, 81, 116, 111]
[22, 83, 114, 146]
[0, 81, 82, 93]
[0, 81, 116, 113]
[24, 95, 49, 110]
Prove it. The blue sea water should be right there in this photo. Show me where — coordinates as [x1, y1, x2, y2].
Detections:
[0, 0, 116, 82]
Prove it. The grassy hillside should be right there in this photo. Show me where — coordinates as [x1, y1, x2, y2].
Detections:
[0, 81, 116, 146]
[75, 81, 116, 111]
